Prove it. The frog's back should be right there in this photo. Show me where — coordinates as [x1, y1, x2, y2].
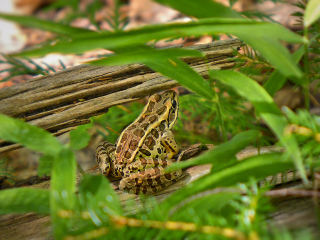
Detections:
[115, 91, 178, 165]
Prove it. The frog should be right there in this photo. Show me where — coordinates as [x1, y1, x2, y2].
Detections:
[95, 90, 183, 194]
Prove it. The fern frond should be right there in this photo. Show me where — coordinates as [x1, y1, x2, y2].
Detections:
[0, 54, 60, 82]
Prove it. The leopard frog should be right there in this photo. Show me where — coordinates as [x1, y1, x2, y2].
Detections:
[95, 90, 183, 194]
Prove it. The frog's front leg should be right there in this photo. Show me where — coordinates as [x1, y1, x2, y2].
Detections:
[119, 158, 183, 194]
[161, 129, 179, 159]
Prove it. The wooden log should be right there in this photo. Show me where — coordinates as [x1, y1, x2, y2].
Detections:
[0, 39, 242, 153]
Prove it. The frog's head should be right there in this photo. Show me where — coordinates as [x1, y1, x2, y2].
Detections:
[161, 90, 179, 129]
[136, 90, 179, 130]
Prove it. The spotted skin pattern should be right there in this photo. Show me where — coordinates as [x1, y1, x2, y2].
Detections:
[95, 90, 183, 194]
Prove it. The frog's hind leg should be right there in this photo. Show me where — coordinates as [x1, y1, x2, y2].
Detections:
[119, 159, 184, 194]
[120, 168, 185, 195]
[95, 142, 119, 177]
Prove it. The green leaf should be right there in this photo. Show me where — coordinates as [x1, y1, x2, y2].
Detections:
[0, 114, 62, 156]
[88, 46, 204, 66]
[153, 0, 242, 19]
[171, 191, 240, 219]
[79, 175, 123, 216]
[0, 188, 50, 214]
[167, 130, 260, 172]
[210, 70, 307, 182]
[0, 13, 91, 35]
[90, 44, 214, 99]
[50, 148, 76, 239]
[51, 148, 76, 205]
[210, 70, 285, 133]
[148, 58, 215, 99]
[282, 106, 300, 125]
[12, 18, 303, 78]
[304, 0, 320, 27]
[246, 36, 302, 79]
[264, 46, 305, 96]
[162, 153, 294, 213]
[38, 155, 55, 176]
[69, 122, 93, 150]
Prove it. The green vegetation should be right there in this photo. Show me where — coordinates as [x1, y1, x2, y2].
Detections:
[0, 0, 320, 239]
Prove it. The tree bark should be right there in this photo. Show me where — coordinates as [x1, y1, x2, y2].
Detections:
[0, 38, 242, 153]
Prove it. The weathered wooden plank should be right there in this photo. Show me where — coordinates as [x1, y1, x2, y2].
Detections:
[0, 39, 242, 153]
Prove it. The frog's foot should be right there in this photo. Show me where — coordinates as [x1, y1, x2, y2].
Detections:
[119, 165, 183, 194]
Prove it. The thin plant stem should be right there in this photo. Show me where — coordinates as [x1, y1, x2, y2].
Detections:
[303, 27, 310, 110]
[215, 95, 227, 142]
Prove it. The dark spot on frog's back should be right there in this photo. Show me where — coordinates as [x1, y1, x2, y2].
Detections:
[159, 121, 166, 131]
[129, 139, 139, 150]
[157, 148, 161, 154]
[125, 151, 131, 159]
[133, 129, 145, 138]
[140, 149, 152, 156]
[145, 136, 155, 150]
[156, 106, 167, 115]
[137, 116, 146, 123]
[120, 133, 128, 143]
[151, 129, 159, 138]
[140, 122, 149, 130]
[146, 101, 156, 113]
[116, 146, 121, 153]
[149, 115, 158, 123]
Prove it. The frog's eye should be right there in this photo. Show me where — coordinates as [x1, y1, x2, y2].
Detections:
[172, 99, 177, 108]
